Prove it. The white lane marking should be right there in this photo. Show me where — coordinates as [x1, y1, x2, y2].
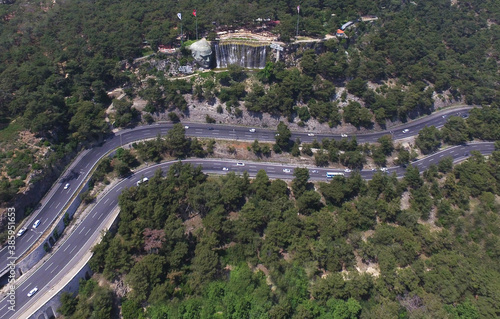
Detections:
[439, 154, 444, 158]
[212, 132, 219, 135]
[0, 305, 6, 313]
[78, 227, 85, 234]
[55, 202, 61, 209]
[85, 162, 90, 168]
[85, 228, 91, 236]
[98, 213, 103, 220]
[27, 234, 34, 241]
[49, 202, 54, 208]
[50, 265, 57, 274]
[45, 262, 54, 271]
[104, 198, 110, 204]
[63, 244, 70, 252]
[70, 246, 77, 254]
[21, 284, 31, 292]
[92, 210, 99, 218]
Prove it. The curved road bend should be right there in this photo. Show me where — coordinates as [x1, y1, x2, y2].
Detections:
[1, 142, 496, 319]
[0, 106, 474, 275]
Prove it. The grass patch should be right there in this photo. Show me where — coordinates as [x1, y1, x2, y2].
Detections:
[141, 48, 155, 56]
[183, 39, 197, 47]
[0, 121, 22, 143]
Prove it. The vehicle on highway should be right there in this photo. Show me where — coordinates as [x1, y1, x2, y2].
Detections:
[380, 167, 388, 172]
[32, 220, 41, 229]
[307, 133, 315, 137]
[17, 227, 27, 237]
[326, 172, 344, 178]
[341, 134, 348, 138]
[222, 167, 229, 171]
[249, 128, 256, 132]
[184, 125, 189, 129]
[462, 114, 468, 119]
[344, 168, 352, 173]
[283, 168, 291, 173]
[27, 287, 38, 297]
[136, 177, 149, 186]
[208, 127, 214, 130]
[64, 183, 70, 190]
[236, 162, 245, 166]
[275, 133, 280, 136]
[402, 129, 410, 133]
[310, 170, 319, 174]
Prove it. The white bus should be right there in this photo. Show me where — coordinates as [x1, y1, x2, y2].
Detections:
[326, 172, 344, 178]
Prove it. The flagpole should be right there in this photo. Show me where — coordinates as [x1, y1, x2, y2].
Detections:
[296, 6, 300, 37]
[177, 13, 183, 46]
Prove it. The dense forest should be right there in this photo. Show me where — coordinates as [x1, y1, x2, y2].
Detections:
[0, 0, 499, 203]
[58, 149, 500, 318]
[0, 1, 499, 314]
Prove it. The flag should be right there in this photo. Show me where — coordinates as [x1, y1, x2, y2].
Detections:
[177, 12, 182, 20]
[193, 9, 196, 17]
[297, 5, 300, 13]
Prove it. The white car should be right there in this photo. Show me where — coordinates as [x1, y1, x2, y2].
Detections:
[249, 128, 256, 132]
[344, 168, 352, 173]
[275, 133, 280, 136]
[283, 168, 291, 173]
[184, 125, 189, 129]
[341, 134, 348, 138]
[17, 227, 27, 237]
[64, 183, 70, 190]
[32, 220, 41, 229]
[236, 163, 245, 166]
[222, 167, 229, 171]
[380, 167, 388, 172]
[136, 177, 149, 186]
[402, 129, 409, 133]
[307, 133, 315, 137]
[310, 170, 319, 174]
[27, 287, 38, 297]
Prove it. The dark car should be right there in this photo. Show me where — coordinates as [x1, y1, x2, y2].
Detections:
[208, 127, 214, 130]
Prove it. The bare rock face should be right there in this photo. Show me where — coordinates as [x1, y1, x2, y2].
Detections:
[188, 38, 213, 68]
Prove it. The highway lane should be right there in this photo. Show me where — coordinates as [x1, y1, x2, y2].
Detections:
[0, 105, 473, 276]
[0, 142, 496, 319]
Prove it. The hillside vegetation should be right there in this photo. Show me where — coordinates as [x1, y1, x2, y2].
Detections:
[58, 151, 500, 318]
[0, 0, 498, 204]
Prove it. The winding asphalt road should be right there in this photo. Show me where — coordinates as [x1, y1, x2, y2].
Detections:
[0, 105, 483, 318]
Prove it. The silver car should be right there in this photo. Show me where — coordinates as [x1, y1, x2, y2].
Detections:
[17, 227, 27, 237]
[27, 287, 38, 297]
